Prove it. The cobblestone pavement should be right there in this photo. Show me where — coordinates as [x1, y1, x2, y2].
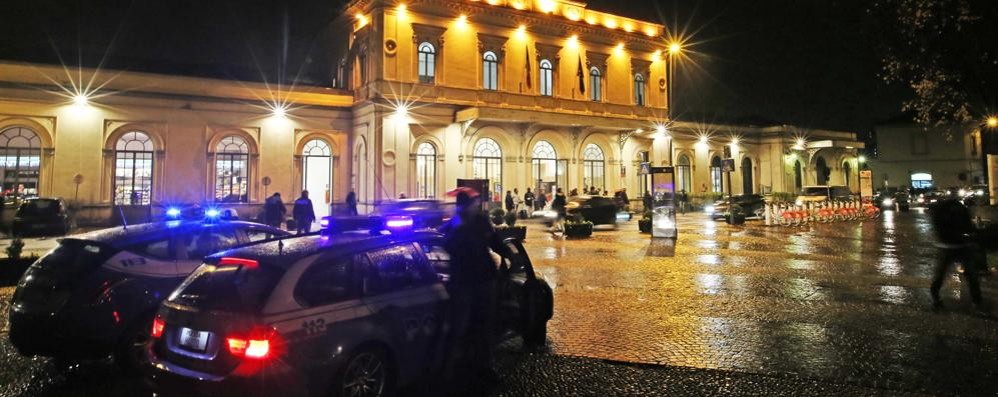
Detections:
[0, 209, 994, 396]
[523, 209, 998, 395]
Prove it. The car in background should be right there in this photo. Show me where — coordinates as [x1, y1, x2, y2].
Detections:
[706, 194, 766, 220]
[566, 195, 619, 225]
[372, 199, 449, 229]
[795, 185, 852, 206]
[8, 218, 289, 373]
[874, 191, 910, 211]
[148, 218, 553, 396]
[962, 185, 990, 206]
[11, 197, 71, 236]
[914, 190, 950, 206]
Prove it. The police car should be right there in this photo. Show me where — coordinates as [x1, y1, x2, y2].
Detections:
[148, 216, 553, 396]
[8, 216, 289, 373]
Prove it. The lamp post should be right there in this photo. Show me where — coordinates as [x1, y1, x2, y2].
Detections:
[666, 42, 681, 167]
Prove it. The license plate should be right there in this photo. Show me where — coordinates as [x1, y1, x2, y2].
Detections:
[179, 327, 210, 352]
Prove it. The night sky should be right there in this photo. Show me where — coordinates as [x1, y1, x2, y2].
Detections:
[0, 0, 907, 133]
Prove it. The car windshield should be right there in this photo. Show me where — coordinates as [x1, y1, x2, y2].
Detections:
[169, 264, 285, 312]
[17, 200, 61, 217]
[802, 187, 829, 196]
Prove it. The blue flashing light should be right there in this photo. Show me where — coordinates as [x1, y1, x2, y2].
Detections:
[320, 218, 331, 228]
[166, 207, 182, 218]
[205, 209, 221, 218]
[385, 216, 414, 230]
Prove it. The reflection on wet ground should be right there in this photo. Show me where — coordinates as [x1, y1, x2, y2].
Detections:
[524, 211, 998, 395]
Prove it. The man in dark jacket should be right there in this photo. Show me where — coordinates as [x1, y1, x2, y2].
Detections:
[643, 191, 653, 212]
[929, 198, 984, 310]
[439, 190, 508, 380]
[551, 188, 567, 233]
[504, 190, 515, 213]
[292, 190, 316, 234]
[263, 192, 286, 228]
[345, 191, 358, 215]
[524, 188, 535, 211]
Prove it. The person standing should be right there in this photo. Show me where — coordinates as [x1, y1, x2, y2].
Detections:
[345, 191, 358, 215]
[928, 198, 985, 311]
[263, 192, 286, 228]
[619, 188, 630, 211]
[438, 190, 507, 381]
[551, 188, 567, 234]
[293, 191, 316, 234]
[678, 190, 689, 214]
[538, 190, 548, 210]
[513, 188, 522, 215]
[504, 190, 515, 213]
[643, 191, 653, 212]
[524, 188, 535, 212]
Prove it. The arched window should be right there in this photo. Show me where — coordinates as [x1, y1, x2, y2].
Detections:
[710, 156, 723, 193]
[114, 131, 154, 205]
[0, 127, 41, 198]
[676, 154, 692, 193]
[473, 138, 502, 201]
[634, 74, 646, 106]
[415, 142, 436, 198]
[539, 59, 554, 96]
[589, 67, 602, 102]
[418, 42, 436, 84]
[582, 144, 605, 191]
[741, 157, 753, 194]
[531, 140, 566, 193]
[483, 51, 499, 91]
[214, 136, 250, 203]
[843, 161, 852, 188]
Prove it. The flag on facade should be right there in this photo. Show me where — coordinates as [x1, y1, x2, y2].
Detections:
[524, 45, 532, 89]
[576, 54, 586, 95]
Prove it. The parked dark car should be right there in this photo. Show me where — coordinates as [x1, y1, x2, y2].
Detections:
[566, 195, 618, 225]
[706, 194, 766, 220]
[12, 197, 71, 236]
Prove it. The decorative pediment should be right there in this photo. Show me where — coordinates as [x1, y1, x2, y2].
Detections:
[586, 52, 609, 73]
[412, 23, 447, 46]
[535, 42, 562, 66]
[631, 58, 652, 77]
[477, 33, 508, 59]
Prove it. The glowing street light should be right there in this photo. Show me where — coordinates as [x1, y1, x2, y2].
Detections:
[987, 116, 998, 128]
[858, 155, 866, 163]
[668, 42, 682, 56]
[73, 93, 89, 106]
[730, 138, 739, 146]
[271, 104, 287, 118]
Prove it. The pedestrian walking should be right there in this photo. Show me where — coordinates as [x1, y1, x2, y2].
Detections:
[345, 191, 358, 215]
[263, 192, 286, 228]
[619, 188, 630, 211]
[513, 188, 523, 214]
[928, 198, 986, 311]
[678, 190, 689, 214]
[293, 190, 316, 234]
[438, 188, 508, 382]
[551, 188, 567, 234]
[505, 190, 515, 213]
[524, 188, 535, 212]
[538, 190, 548, 210]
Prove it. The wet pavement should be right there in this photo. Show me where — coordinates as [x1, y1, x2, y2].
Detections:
[525, 209, 998, 395]
[0, 209, 995, 396]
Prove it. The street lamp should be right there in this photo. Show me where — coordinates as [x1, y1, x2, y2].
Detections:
[665, 42, 683, 167]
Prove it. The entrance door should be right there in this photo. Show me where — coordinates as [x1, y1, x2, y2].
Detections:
[302, 139, 332, 219]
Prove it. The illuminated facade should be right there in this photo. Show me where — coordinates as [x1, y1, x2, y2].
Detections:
[0, 0, 863, 224]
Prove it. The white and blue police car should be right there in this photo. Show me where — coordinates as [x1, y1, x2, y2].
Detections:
[8, 212, 289, 373]
[148, 215, 553, 397]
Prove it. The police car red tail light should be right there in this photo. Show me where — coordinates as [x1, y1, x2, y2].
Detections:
[217, 257, 259, 269]
[151, 316, 165, 339]
[226, 326, 281, 360]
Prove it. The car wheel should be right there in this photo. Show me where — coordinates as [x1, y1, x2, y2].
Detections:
[113, 313, 154, 376]
[523, 319, 548, 349]
[332, 347, 395, 397]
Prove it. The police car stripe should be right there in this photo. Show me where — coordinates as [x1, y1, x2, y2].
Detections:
[263, 284, 447, 324]
[102, 251, 184, 278]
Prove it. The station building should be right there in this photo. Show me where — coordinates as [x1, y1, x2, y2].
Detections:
[0, 0, 863, 225]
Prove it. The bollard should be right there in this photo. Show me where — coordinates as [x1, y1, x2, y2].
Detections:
[765, 203, 772, 226]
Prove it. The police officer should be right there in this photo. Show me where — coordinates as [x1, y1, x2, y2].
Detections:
[928, 198, 985, 311]
[292, 190, 316, 234]
[439, 189, 508, 381]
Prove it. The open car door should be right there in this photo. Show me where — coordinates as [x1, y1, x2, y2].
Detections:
[495, 238, 553, 348]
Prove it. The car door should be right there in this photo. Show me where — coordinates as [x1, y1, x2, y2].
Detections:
[104, 233, 180, 278]
[237, 224, 288, 244]
[360, 243, 446, 377]
[175, 225, 241, 275]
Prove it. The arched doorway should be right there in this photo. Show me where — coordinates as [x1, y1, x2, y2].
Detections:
[531, 141, 565, 196]
[415, 142, 436, 198]
[710, 156, 723, 193]
[472, 138, 503, 202]
[794, 160, 803, 191]
[843, 161, 852, 189]
[0, 127, 41, 198]
[582, 144, 605, 192]
[302, 139, 332, 219]
[741, 157, 753, 194]
[676, 154, 692, 193]
[815, 156, 829, 185]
